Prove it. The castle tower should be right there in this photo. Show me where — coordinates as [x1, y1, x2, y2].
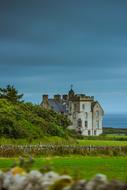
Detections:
[68, 85, 75, 99]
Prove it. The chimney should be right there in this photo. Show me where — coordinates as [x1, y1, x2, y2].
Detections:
[54, 94, 61, 102]
[91, 96, 94, 100]
[63, 94, 68, 101]
[43, 95, 48, 103]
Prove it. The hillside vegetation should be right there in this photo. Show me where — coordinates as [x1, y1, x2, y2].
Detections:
[0, 99, 71, 139]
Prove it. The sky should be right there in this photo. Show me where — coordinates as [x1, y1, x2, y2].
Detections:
[0, 0, 127, 113]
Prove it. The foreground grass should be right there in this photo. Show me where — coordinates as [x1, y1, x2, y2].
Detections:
[0, 156, 127, 181]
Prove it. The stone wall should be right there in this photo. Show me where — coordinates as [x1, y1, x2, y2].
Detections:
[0, 169, 126, 190]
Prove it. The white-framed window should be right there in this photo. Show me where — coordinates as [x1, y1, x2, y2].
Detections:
[74, 103, 77, 112]
[82, 104, 85, 110]
[85, 112, 88, 119]
[88, 130, 91, 135]
[96, 120, 99, 129]
[85, 121, 88, 128]
[96, 111, 99, 117]
[73, 112, 76, 119]
[77, 118, 82, 128]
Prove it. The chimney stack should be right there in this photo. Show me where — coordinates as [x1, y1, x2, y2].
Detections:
[63, 94, 68, 101]
[54, 94, 61, 102]
[43, 95, 48, 103]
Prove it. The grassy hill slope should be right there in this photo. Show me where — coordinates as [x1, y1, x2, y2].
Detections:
[0, 99, 71, 139]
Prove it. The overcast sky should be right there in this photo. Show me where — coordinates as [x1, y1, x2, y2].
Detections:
[0, 0, 127, 113]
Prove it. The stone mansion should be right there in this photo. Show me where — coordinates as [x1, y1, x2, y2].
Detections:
[41, 88, 104, 136]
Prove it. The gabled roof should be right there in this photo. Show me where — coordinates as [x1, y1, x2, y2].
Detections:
[91, 101, 97, 110]
[91, 101, 104, 114]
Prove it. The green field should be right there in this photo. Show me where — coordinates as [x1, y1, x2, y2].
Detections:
[1, 156, 127, 181]
[78, 139, 127, 146]
[1, 137, 127, 147]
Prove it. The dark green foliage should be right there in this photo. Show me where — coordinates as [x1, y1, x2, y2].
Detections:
[0, 85, 24, 103]
[0, 99, 71, 139]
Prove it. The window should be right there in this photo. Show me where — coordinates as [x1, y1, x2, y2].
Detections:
[96, 121, 99, 129]
[74, 103, 77, 112]
[88, 130, 91, 136]
[77, 118, 82, 128]
[69, 106, 72, 112]
[82, 104, 85, 110]
[94, 130, 96, 135]
[96, 111, 99, 117]
[85, 112, 88, 119]
[73, 112, 76, 119]
[69, 102, 72, 113]
[85, 121, 88, 128]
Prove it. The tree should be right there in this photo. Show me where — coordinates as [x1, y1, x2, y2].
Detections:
[0, 85, 24, 103]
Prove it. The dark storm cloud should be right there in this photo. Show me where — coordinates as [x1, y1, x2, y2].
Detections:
[0, 0, 127, 112]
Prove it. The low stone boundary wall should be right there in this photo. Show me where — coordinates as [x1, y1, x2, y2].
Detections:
[0, 145, 126, 156]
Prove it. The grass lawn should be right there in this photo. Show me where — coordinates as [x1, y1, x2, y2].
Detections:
[78, 139, 127, 146]
[0, 156, 127, 181]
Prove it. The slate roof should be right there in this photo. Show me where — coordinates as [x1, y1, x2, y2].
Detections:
[48, 99, 67, 113]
